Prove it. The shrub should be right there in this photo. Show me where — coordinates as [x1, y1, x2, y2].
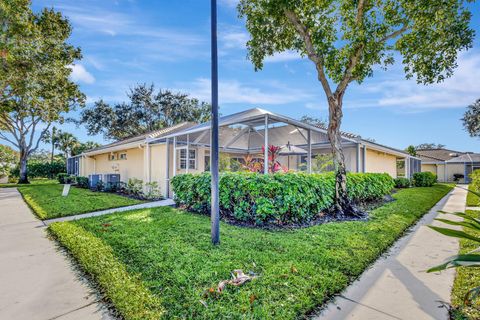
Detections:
[471, 170, 480, 191]
[394, 177, 411, 188]
[57, 173, 69, 184]
[171, 172, 394, 225]
[144, 181, 162, 200]
[412, 172, 437, 187]
[75, 176, 89, 188]
[126, 178, 144, 197]
[11, 160, 66, 179]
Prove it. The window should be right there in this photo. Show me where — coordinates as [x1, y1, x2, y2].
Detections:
[180, 149, 196, 169]
[109, 153, 116, 161]
[119, 153, 127, 160]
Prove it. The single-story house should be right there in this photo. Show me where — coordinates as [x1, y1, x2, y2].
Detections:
[418, 148, 480, 183]
[68, 108, 421, 197]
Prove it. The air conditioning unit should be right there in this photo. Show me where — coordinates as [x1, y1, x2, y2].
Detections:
[104, 174, 121, 189]
[89, 174, 103, 188]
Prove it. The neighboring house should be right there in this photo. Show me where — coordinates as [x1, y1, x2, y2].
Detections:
[417, 148, 480, 183]
[68, 108, 421, 197]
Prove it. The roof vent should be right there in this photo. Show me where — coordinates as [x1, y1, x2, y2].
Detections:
[449, 153, 458, 157]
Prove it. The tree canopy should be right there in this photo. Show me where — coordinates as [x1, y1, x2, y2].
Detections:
[415, 143, 446, 150]
[462, 98, 480, 138]
[238, 0, 475, 215]
[77, 84, 211, 141]
[0, 1, 85, 182]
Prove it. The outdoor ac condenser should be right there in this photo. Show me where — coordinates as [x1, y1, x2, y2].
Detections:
[104, 174, 121, 189]
[89, 174, 102, 188]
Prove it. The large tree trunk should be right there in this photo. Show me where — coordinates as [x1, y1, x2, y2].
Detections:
[18, 149, 29, 184]
[327, 93, 363, 218]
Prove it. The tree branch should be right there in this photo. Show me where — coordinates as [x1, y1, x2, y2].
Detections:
[0, 131, 19, 148]
[335, 0, 368, 95]
[379, 24, 409, 43]
[284, 9, 333, 98]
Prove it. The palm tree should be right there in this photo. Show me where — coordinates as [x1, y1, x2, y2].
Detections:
[55, 132, 80, 159]
[41, 126, 59, 163]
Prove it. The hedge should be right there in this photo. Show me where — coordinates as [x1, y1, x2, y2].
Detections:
[11, 160, 66, 179]
[171, 172, 394, 224]
[394, 177, 411, 188]
[49, 222, 164, 320]
[412, 172, 437, 187]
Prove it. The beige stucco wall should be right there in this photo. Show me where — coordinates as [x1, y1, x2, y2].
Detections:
[421, 163, 448, 182]
[365, 149, 398, 178]
[445, 163, 466, 183]
[88, 147, 145, 182]
[422, 164, 437, 174]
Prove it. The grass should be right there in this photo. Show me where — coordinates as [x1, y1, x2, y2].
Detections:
[466, 185, 480, 207]
[450, 210, 480, 320]
[18, 184, 144, 220]
[49, 184, 452, 319]
[0, 178, 58, 188]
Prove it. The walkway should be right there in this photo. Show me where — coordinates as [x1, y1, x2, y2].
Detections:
[317, 185, 467, 320]
[0, 188, 113, 320]
[44, 198, 175, 225]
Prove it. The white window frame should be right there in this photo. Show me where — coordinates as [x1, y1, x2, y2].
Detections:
[119, 152, 127, 160]
[179, 148, 196, 170]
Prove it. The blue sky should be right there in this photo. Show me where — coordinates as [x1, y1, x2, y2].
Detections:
[31, 0, 480, 152]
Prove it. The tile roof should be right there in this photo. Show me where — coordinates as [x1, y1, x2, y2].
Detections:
[446, 153, 480, 163]
[416, 148, 464, 162]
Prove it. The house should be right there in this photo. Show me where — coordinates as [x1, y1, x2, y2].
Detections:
[417, 148, 480, 183]
[68, 108, 421, 197]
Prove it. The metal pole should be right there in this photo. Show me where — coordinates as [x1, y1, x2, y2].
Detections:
[165, 138, 170, 198]
[264, 114, 269, 174]
[186, 134, 190, 174]
[307, 129, 312, 173]
[210, 0, 220, 245]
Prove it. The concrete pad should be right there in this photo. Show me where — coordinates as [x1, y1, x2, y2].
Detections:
[317, 185, 467, 320]
[0, 188, 113, 320]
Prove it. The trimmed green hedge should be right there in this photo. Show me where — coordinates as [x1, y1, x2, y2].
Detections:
[171, 172, 394, 224]
[49, 222, 164, 320]
[394, 177, 411, 188]
[412, 172, 437, 187]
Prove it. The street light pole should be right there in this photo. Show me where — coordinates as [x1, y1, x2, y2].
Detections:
[210, 0, 220, 245]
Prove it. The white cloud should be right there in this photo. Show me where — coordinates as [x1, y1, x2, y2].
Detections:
[264, 51, 302, 63]
[181, 78, 313, 105]
[221, 31, 249, 49]
[69, 64, 95, 84]
[359, 50, 480, 110]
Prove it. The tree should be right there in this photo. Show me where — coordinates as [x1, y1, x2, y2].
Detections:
[238, 0, 474, 216]
[415, 143, 446, 150]
[405, 145, 417, 156]
[55, 132, 80, 159]
[0, 144, 18, 178]
[462, 99, 480, 137]
[300, 115, 327, 128]
[42, 126, 59, 164]
[77, 84, 211, 141]
[72, 141, 101, 156]
[0, 2, 85, 183]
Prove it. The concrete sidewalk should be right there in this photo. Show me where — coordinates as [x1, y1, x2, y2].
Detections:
[317, 185, 467, 320]
[0, 188, 113, 320]
[44, 198, 175, 225]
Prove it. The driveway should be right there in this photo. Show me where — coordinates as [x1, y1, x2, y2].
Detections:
[0, 188, 113, 320]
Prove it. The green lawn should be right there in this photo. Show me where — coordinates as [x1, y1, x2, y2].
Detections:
[19, 184, 144, 220]
[49, 184, 452, 320]
[0, 178, 58, 188]
[450, 210, 480, 320]
[466, 185, 480, 207]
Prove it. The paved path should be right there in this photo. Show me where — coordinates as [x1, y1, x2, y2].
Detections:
[0, 188, 113, 320]
[317, 185, 467, 320]
[44, 198, 175, 225]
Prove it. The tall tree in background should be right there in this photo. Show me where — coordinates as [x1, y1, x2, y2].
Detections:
[239, 0, 474, 216]
[405, 145, 417, 157]
[300, 115, 327, 128]
[462, 99, 480, 137]
[55, 132, 79, 159]
[0, 1, 85, 183]
[78, 84, 211, 141]
[0, 144, 18, 178]
[72, 141, 101, 156]
[42, 126, 59, 164]
[415, 143, 446, 150]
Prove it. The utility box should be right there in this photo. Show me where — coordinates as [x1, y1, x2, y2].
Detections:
[104, 174, 121, 189]
[89, 174, 103, 189]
